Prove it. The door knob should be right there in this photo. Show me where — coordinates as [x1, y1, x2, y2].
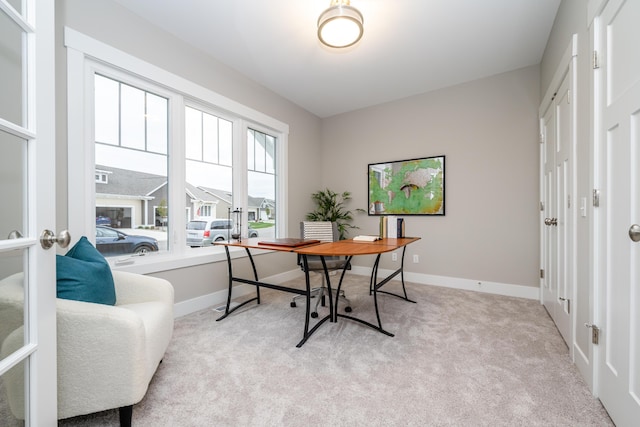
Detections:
[544, 218, 552, 226]
[7, 230, 23, 239]
[544, 218, 558, 226]
[630, 224, 640, 242]
[40, 230, 71, 250]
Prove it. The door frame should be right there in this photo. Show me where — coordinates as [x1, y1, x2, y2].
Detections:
[32, 0, 58, 420]
[588, 0, 607, 398]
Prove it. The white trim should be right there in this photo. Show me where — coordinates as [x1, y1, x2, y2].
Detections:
[0, 0, 35, 33]
[173, 268, 540, 319]
[33, 0, 58, 422]
[0, 117, 36, 140]
[589, 12, 603, 397]
[349, 266, 540, 300]
[587, 0, 608, 27]
[66, 46, 95, 243]
[539, 34, 578, 117]
[65, 27, 289, 271]
[64, 27, 288, 134]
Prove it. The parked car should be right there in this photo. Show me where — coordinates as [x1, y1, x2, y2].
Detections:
[186, 218, 258, 247]
[96, 216, 112, 226]
[95, 226, 159, 255]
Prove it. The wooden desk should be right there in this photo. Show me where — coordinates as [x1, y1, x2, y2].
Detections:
[214, 237, 420, 347]
[214, 238, 328, 348]
[296, 237, 420, 337]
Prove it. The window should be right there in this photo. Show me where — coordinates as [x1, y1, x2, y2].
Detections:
[247, 128, 277, 238]
[95, 171, 110, 184]
[94, 73, 169, 255]
[184, 106, 233, 236]
[66, 28, 288, 271]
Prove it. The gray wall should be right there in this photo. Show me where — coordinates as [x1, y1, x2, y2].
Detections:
[55, 0, 544, 305]
[321, 66, 541, 288]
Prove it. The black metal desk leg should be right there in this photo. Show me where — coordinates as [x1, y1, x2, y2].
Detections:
[335, 254, 394, 337]
[371, 253, 385, 330]
[399, 246, 410, 300]
[245, 247, 261, 304]
[302, 255, 311, 341]
[216, 246, 261, 322]
[296, 254, 333, 348]
[320, 256, 335, 322]
[217, 246, 235, 320]
[374, 246, 417, 304]
[332, 255, 352, 322]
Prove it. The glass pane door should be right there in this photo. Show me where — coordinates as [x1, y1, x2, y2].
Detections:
[0, 0, 57, 424]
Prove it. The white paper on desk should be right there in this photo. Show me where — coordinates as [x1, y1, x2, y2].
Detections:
[353, 235, 381, 242]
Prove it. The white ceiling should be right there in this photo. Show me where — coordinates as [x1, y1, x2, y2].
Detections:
[113, 0, 561, 118]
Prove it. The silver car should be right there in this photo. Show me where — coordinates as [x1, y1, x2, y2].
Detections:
[186, 218, 258, 247]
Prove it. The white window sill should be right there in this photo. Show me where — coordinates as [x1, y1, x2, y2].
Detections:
[106, 245, 270, 275]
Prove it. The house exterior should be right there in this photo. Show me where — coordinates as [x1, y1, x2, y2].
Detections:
[95, 165, 167, 228]
[197, 187, 275, 223]
[95, 166, 273, 227]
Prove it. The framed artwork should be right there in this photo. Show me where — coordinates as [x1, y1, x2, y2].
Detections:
[368, 155, 445, 216]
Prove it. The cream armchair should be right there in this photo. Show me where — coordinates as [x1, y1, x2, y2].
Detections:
[0, 270, 174, 426]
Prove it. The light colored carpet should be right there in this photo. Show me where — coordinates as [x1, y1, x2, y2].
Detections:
[56, 275, 612, 426]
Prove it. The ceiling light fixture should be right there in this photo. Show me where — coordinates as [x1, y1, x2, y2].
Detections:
[317, 0, 364, 48]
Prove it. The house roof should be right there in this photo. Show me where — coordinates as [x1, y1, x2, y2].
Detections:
[198, 186, 232, 205]
[96, 166, 271, 207]
[96, 165, 166, 199]
[186, 183, 219, 204]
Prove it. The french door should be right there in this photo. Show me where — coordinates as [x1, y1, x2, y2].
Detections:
[593, 0, 640, 424]
[0, 0, 57, 425]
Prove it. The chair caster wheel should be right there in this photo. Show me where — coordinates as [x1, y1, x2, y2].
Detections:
[311, 312, 318, 318]
[345, 306, 352, 313]
[290, 302, 296, 308]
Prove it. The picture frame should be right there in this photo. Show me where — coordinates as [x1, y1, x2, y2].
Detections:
[368, 155, 445, 216]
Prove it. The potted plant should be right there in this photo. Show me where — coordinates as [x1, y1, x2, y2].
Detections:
[306, 189, 363, 240]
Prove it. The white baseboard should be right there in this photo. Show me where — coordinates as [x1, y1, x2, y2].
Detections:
[174, 267, 539, 318]
[172, 269, 302, 318]
[349, 266, 540, 300]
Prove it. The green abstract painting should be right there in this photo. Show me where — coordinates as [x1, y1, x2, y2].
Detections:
[368, 155, 445, 215]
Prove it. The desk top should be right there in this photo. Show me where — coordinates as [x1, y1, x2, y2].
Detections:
[213, 237, 307, 252]
[214, 237, 420, 256]
[295, 237, 420, 256]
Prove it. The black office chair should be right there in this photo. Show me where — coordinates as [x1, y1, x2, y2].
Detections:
[291, 221, 351, 317]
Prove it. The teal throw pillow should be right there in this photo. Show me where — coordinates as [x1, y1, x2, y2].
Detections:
[56, 236, 116, 305]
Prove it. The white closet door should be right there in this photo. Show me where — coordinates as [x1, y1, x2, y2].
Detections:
[595, 0, 640, 425]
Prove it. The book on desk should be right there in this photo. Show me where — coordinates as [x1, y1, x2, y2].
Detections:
[257, 238, 320, 247]
[379, 216, 405, 239]
[353, 235, 381, 242]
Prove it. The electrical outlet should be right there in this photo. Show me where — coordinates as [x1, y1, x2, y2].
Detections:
[392, 253, 398, 261]
[413, 254, 419, 263]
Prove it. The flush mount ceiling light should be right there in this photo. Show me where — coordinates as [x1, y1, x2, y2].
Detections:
[317, 0, 364, 48]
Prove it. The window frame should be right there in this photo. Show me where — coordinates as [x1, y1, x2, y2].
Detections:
[65, 27, 288, 274]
